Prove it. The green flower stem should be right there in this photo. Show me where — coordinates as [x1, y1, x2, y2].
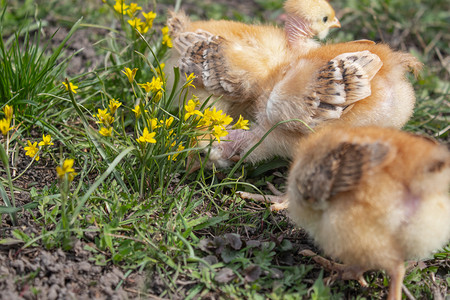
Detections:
[0, 142, 17, 225]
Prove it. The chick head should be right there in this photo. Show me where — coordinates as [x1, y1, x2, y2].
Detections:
[284, 0, 341, 39]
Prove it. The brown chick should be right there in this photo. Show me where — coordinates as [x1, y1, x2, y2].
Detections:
[189, 41, 421, 171]
[167, 0, 340, 118]
[287, 126, 450, 300]
[166, 8, 421, 174]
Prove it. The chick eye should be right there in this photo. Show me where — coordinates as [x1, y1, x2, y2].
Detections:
[323, 16, 328, 23]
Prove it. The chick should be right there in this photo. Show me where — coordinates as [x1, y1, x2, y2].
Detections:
[167, 12, 294, 120]
[167, 0, 340, 118]
[167, 7, 421, 174]
[287, 126, 450, 300]
[284, 0, 340, 46]
[191, 41, 421, 170]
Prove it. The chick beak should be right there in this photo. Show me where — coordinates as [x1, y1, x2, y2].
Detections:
[330, 17, 341, 28]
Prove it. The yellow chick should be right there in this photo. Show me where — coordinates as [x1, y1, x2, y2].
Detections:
[287, 126, 450, 300]
[187, 40, 421, 171]
[167, 0, 341, 118]
[166, 6, 421, 173]
[284, 0, 340, 46]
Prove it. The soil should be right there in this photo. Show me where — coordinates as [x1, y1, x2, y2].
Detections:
[0, 2, 267, 299]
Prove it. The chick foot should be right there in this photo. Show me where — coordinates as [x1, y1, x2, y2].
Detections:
[300, 249, 368, 287]
[237, 182, 289, 211]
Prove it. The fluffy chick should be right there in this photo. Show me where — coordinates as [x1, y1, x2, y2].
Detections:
[287, 126, 450, 300]
[284, 0, 340, 45]
[195, 41, 421, 169]
[167, 12, 294, 120]
[167, 8, 421, 173]
[167, 0, 340, 117]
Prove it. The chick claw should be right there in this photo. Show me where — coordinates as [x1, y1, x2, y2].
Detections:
[300, 249, 368, 287]
[237, 182, 289, 211]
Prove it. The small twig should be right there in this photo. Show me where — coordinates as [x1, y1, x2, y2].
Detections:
[266, 181, 283, 196]
[402, 284, 416, 300]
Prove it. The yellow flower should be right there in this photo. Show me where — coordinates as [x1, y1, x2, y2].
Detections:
[217, 111, 233, 126]
[132, 104, 148, 118]
[153, 91, 163, 103]
[165, 116, 174, 127]
[161, 26, 169, 35]
[109, 99, 122, 114]
[232, 115, 250, 130]
[99, 127, 113, 137]
[143, 11, 156, 27]
[162, 34, 173, 48]
[128, 17, 148, 34]
[24, 140, 39, 161]
[139, 77, 163, 95]
[122, 67, 138, 84]
[168, 143, 185, 161]
[113, 0, 129, 14]
[138, 82, 152, 93]
[199, 107, 233, 127]
[184, 73, 196, 88]
[198, 113, 212, 127]
[160, 116, 174, 128]
[62, 81, 78, 94]
[184, 99, 203, 120]
[95, 108, 108, 120]
[0, 118, 12, 136]
[126, 2, 142, 17]
[95, 108, 115, 127]
[156, 63, 165, 78]
[3, 105, 13, 121]
[137, 127, 156, 144]
[38, 134, 54, 147]
[150, 76, 164, 91]
[212, 125, 228, 143]
[56, 159, 77, 181]
[161, 26, 173, 48]
[149, 118, 158, 130]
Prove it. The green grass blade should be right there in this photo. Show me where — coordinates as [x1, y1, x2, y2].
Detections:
[70, 146, 134, 225]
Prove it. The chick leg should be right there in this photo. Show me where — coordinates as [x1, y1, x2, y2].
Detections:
[237, 191, 288, 211]
[300, 249, 368, 287]
[387, 262, 406, 300]
[236, 181, 288, 211]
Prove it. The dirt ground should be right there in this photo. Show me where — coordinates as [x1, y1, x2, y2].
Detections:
[0, 2, 266, 299]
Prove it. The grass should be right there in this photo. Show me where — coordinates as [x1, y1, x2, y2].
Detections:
[0, 0, 449, 299]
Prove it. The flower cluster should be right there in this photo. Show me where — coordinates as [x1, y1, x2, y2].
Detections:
[138, 74, 164, 102]
[0, 105, 13, 136]
[184, 97, 250, 143]
[135, 115, 185, 161]
[112, 0, 157, 35]
[161, 26, 172, 48]
[123, 65, 166, 103]
[96, 99, 122, 137]
[23, 134, 54, 161]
